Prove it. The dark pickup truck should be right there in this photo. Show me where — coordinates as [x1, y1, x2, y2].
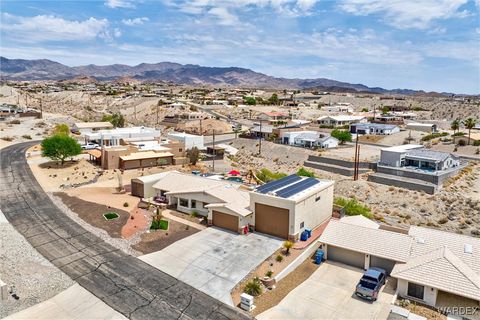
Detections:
[355, 267, 386, 301]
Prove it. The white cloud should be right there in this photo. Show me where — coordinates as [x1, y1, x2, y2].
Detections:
[0, 13, 119, 42]
[122, 17, 149, 26]
[208, 7, 239, 26]
[338, 0, 471, 29]
[105, 0, 136, 9]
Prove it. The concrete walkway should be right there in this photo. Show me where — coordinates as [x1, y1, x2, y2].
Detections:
[0, 142, 252, 320]
[4, 284, 127, 320]
[162, 209, 206, 230]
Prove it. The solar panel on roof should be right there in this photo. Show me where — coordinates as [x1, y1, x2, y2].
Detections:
[255, 174, 301, 194]
[276, 177, 320, 198]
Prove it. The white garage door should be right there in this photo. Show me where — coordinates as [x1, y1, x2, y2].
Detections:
[328, 245, 365, 270]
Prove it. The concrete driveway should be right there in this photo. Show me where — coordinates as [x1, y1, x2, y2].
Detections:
[139, 227, 283, 305]
[257, 262, 395, 320]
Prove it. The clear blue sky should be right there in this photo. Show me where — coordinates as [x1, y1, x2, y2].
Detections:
[1, 0, 479, 93]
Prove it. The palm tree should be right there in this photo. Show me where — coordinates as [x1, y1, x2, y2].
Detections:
[244, 277, 262, 296]
[464, 118, 477, 145]
[450, 119, 460, 134]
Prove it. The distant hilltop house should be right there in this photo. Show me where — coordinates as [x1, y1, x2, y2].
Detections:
[350, 123, 400, 135]
[280, 130, 339, 149]
[368, 144, 463, 194]
[322, 104, 354, 113]
[132, 172, 335, 241]
[317, 115, 367, 127]
[319, 218, 480, 311]
[406, 122, 438, 133]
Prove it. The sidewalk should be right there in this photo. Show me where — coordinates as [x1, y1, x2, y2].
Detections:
[163, 209, 207, 230]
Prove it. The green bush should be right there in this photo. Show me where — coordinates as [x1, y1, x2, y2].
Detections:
[331, 129, 352, 144]
[297, 167, 315, 178]
[265, 270, 273, 278]
[473, 140, 480, 146]
[421, 132, 448, 141]
[334, 197, 373, 219]
[452, 132, 465, 137]
[256, 168, 287, 183]
[150, 219, 169, 230]
[103, 212, 119, 220]
[275, 254, 283, 262]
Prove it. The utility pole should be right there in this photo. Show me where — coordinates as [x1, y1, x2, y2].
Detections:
[200, 118, 203, 134]
[39, 98, 43, 119]
[258, 120, 262, 155]
[212, 130, 215, 173]
[353, 132, 360, 181]
[156, 103, 159, 125]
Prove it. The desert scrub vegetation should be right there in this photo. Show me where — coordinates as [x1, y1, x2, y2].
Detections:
[421, 132, 448, 141]
[334, 197, 373, 219]
[1, 136, 14, 141]
[256, 168, 287, 183]
[22, 134, 32, 140]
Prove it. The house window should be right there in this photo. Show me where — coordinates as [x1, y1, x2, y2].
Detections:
[315, 195, 321, 202]
[179, 148, 182, 152]
[191, 200, 196, 208]
[407, 282, 424, 300]
[300, 222, 304, 229]
[179, 198, 188, 207]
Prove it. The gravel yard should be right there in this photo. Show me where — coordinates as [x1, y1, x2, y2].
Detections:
[0, 210, 74, 318]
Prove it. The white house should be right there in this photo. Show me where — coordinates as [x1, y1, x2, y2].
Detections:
[317, 115, 367, 127]
[167, 132, 205, 150]
[379, 145, 460, 171]
[73, 122, 113, 134]
[350, 123, 400, 135]
[406, 122, 438, 133]
[85, 127, 161, 146]
[280, 131, 339, 149]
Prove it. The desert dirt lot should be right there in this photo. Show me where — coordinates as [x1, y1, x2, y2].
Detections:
[257, 262, 395, 320]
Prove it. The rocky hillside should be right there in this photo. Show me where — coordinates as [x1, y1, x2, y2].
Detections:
[0, 56, 443, 94]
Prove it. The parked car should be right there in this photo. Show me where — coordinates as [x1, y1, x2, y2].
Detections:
[81, 142, 99, 150]
[355, 267, 386, 301]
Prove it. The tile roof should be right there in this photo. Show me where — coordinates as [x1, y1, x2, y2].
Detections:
[405, 149, 454, 162]
[391, 246, 480, 301]
[340, 215, 379, 229]
[319, 220, 413, 262]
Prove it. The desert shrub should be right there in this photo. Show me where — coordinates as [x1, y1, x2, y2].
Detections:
[473, 141, 480, 146]
[244, 277, 262, 296]
[9, 119, 20, 124]
[283, 241, 294, 255]
[275, 254, 283, 262]
[191, 211, 199, 218]
[458, 140, 467, 146]
[296, 167, 315, 177]
[256, 168, 287, 183]
[265, 270, 273, 278]
[1, 136, 14, 141]
[421, 132, 448, 141]
[334, 197, 373, 219]
[452, 132, 465, 137]
[21, 135, 32, 140]
[123, 202, 129, 207]
[438, 217, 448, 224]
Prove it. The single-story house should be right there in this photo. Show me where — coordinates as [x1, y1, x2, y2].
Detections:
[406, 122, 437, 133]
[319, 221, 480, 311]
[317, 115, 367, 127]
[250, 175, 335, 241]
[379, 145, 460, 171]
[131, 171, 177, 199]
[280, 131, 338, 149]
[85, 127, 161, 146]
[350, 123, 400, 135]
[73, 122, 113, 134]
[167, 132, 204, 150]
[250, 124, 275, 140]
[151, 172, 253, 233]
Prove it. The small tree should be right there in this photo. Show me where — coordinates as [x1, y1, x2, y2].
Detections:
[283, 240, 294, 255]
[381, 105, 390, 115]
[41, 134, 82, 166]
[244, 96, 256, 105]
[102, 113, 125, 128]
[268, 93, 279, 105]
[331, 129, 352, 144]
[186, 147, 200, 165]
[52, 123, 70, 136]
[464, 118, 477, 145]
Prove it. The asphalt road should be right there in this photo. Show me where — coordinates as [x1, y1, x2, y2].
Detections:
[0, 142, 252, 320]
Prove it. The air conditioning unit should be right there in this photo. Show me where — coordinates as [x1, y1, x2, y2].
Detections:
[240, 293, 255, 311]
